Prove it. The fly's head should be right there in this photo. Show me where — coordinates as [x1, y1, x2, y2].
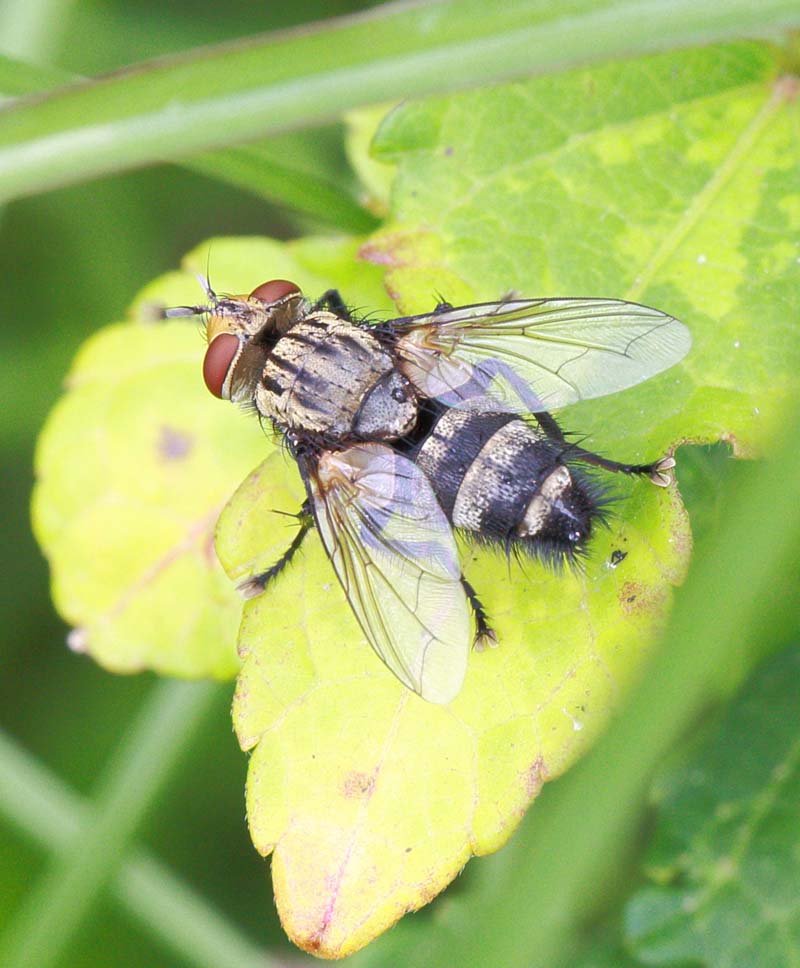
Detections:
[165, 278, 307, 405]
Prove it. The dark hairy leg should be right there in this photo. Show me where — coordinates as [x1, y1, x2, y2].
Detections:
[461, 575, 498, 651]
[237, 506, 314, 598]
[532, 411, 675, 487]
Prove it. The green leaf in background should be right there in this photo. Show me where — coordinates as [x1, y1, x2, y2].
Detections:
[367, 42, 800, 458]
[0, 53, 68, 97]
[625, 646, 800, 967]
[344, 104, 397, 216]
[574, 932, 645, 968]
[188, 136, 379, 234]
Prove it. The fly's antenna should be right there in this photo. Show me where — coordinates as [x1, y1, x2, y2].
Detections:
[157, 269, 218, 319]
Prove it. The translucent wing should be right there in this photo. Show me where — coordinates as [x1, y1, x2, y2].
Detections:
[308, 443, 470, 704]
[394, 297, 691, 413]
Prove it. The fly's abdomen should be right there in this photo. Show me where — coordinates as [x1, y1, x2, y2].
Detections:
[414, 409, 599, 561]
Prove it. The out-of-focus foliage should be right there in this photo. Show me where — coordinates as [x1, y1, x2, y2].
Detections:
[1, 4, 382, 967]
[627, 646, 800, 968]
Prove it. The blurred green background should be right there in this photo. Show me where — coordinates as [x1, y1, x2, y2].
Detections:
[0, 2, 379, 965]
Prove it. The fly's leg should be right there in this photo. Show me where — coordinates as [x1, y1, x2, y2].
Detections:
[312, 289, 352, 319]
[532, 412, 676, 487]
[565, 447, 675, 487]
[532, 411, 567, 441]
[461, 576, 498, 651]
[237, 505, 313, 599]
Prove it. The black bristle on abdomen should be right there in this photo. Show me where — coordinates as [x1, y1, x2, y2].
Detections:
[511, 462, 610, 569]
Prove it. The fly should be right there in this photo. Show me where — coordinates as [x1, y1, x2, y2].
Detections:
[165, 279, 690, 704]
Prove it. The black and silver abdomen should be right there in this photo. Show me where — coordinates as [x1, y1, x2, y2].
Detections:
[413, 408, 598, 559]
[255, 315, 417, 438]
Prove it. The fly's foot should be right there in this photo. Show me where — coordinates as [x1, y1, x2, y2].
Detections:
[473, 627, 499, 652]
[461, 575, 498, 651]
[648, 455, 676, 488]
[236, 508, 313, 598]
[237, 574, 271, 599]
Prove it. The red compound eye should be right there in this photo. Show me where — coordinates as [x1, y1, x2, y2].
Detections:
[248, 279, 300, 305]
[203, 333, 240, 398]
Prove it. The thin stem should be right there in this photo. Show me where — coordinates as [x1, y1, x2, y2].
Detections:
[0, 0, 798, 202]
[0, 679, 220, 968]
[0, 725, 285, 968]
[0, 56, 375, 230]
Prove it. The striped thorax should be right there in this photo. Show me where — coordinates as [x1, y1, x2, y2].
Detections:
[256, 315, 417, 438]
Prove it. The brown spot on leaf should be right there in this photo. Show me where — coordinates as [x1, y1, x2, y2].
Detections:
[525, 756, 549, 798]
[201, 530, 216, 567]
[304, 934, 323, 954]
[359, 228, 437, 269]
[620, 580, 667, 616]
[343, 770, 375, 799]
[359, 240, 400, 267]
[620, 580, 641, 610]
[775, 74, 799, 102]
[157, 425, 193, 461]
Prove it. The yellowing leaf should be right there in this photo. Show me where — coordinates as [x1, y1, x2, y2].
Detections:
[223, 451, 689, 956]
[32, 236, 389, 678]
[32, 317, 252, 678]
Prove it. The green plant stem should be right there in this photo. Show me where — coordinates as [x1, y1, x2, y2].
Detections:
[0, 727, 284, 968]
[0, 679, 225, 968]
[0, 0, 798, 203]
[382, 405, 800, 968]
[117, 855, 289, 968]
[0, 727, 83, 840]
[0, 54, 375, 231]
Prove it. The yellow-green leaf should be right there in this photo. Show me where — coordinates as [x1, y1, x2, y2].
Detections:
[223, 448, 688, 956]
[32, 235, 389, 678]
